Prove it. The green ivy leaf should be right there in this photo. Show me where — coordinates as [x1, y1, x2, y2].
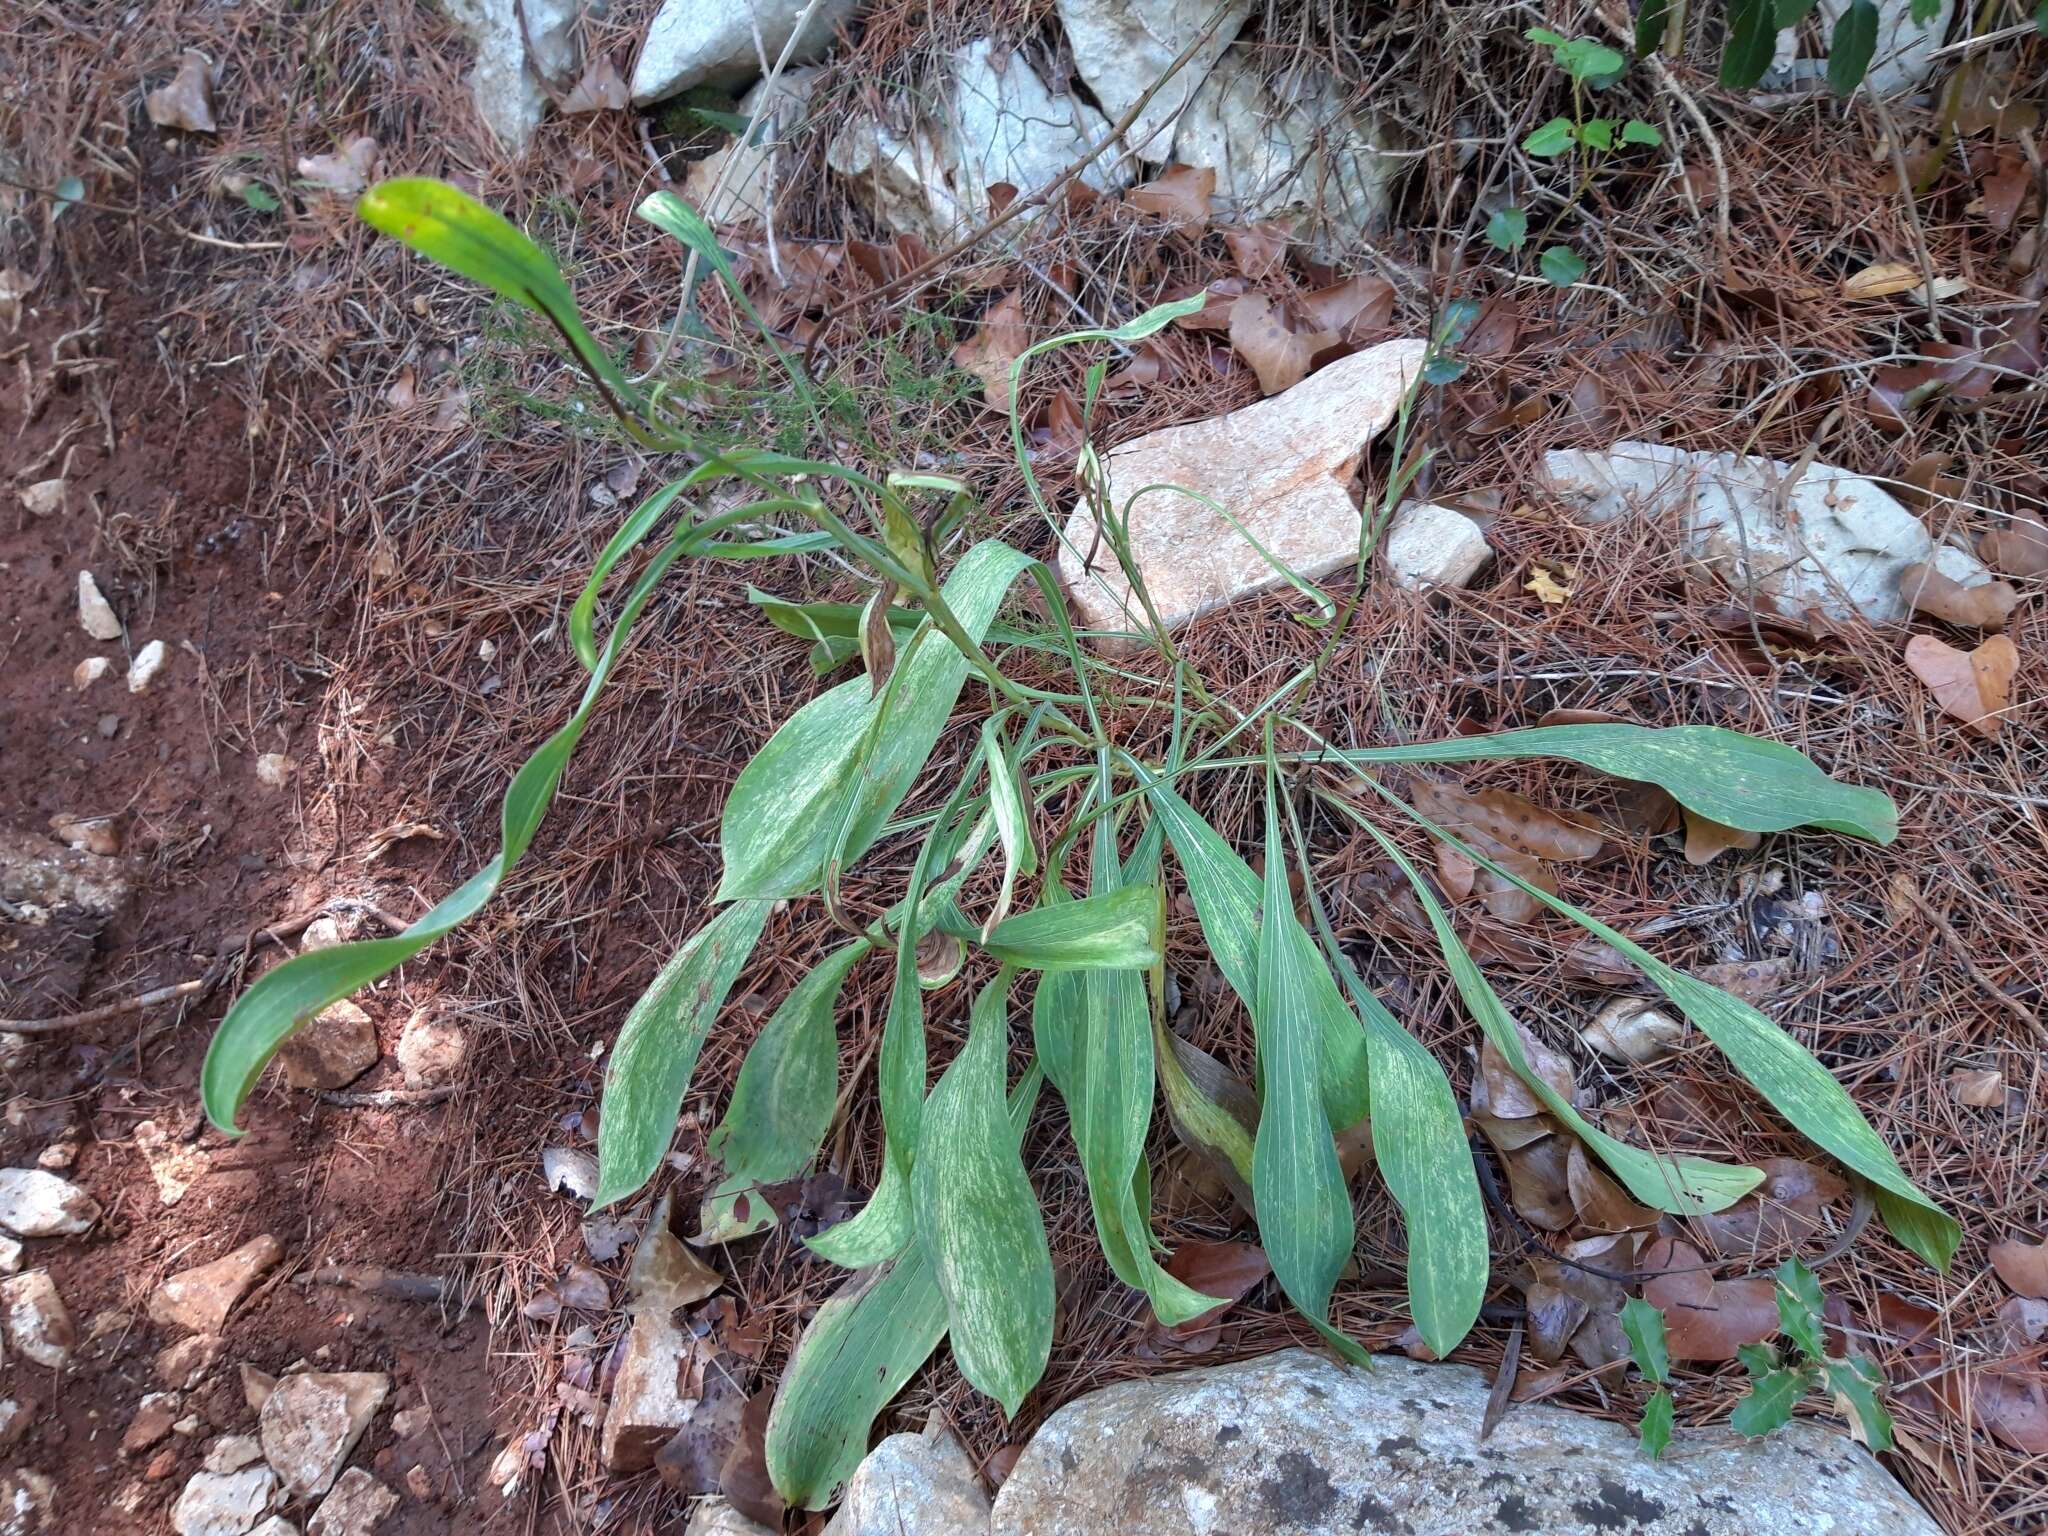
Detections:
[239, 182, 281, 213]
[1525, 26, 1569, 45]
[1621, 1297, 1671, 1383]
[1540, 245, 1588, 287]
[1776, 0, 1820, 24]
[1422, 357, 1467, 385]
[1485, 206, 1529, 252]
[1639, 1386, 1674, 1458]
[1579, 118, 1616, 151]
[1522, 117, 1576, 157]
[52, 175, 84, 221]
[1621, 118, 1663, 147]
[1731, 1367, 1814, 1437]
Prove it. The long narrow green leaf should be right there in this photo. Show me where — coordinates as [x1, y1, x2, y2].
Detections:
[699, 942, 868, 1242]
[1145, 783, 1371, 1130]
[981, 717, 1034, 936]
[803, 1152, 910, 1268]
[1333, 799, 1760, 1214]
[1252, 769, 1356, 1331]
[358, 178, 645, 422]
[912, 974, 1053, 1415]
[718, 540, 1034, 900]
[1032, 822, 1217, 1327]
[765, 1067, 1042, 1508]
[1340, 777, 1958, 1270]
[964, 884, 1162, 971]
[1341, 725, 1897, 843]
[200, 532, 695, 1134]
[594, 900, 772, 1209]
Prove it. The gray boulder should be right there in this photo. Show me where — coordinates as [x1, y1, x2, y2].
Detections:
[632, 0, 858, 106]
[1540, 440, 1998, 625]
[824, 1426, 990, 1535]
[443, 0, 580, 151]
[1057, 0, 1251, 160]
[989, 1350, 1938, 1535]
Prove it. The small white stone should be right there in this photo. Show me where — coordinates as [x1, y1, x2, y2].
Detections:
[0, 1235, 21, 1273]
[0, 1167, 102, 1236]
[72, 656, 110, 690]
[1382, 502, 1492, 592]
[394, 1008, 467, 1089]
[127, 639, 169, 693]
[170, 1466, 279, 1536]
[19, 479, 65, 515]
[476, 638, 496, 663]
[255, 753, 297, 789]
[78, 570, 123, 641]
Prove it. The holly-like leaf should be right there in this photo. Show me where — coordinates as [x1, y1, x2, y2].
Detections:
[1639, 1386, 1674, 1458]
[1731, 1367, 1814, 1437]
[1621, 1296, 1671, 1383]
[1823, 1356, 1894, 1452]
[1774, 1258, 1827, 1361]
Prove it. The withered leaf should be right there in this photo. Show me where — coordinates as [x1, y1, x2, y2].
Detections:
[1899, 562, 2020, 629]
[1905, 632, 2019, 738]
[1522, 1280, 1590, 1363]
[952, 290, 1030, 413]
[1170, 275, 1246, 331]
[1126, 163, 1215, 226]
[1501, 1135, 1576, 1231]
[1975, 1368, 2048, 1453]
[1565, 1140, 1660, 1233]
[1893, 452, 1964, 511]
[1227, 292, 1333, 395]
[1990, 1237, 2048, 1299]
[1476, 1022, 1576, 1120]
[1694, 1157, 1846, 1257]
[1690, 958, 1788, 1003]
[1151, 1240, 1271, 1352]
[146, 50, 217, 134]
[1221, 221, 1291, 279]
[298, 135, 381, 196]
[718, 1388, 784, 1526]
[1843, 261, 1922, 300]
[1640, 1238, 1780, 1360]
[1948, 1067, 2006, 1107]
[1299, 274, 1395, 340]
[561, 53, 629, 115]
[1998, 1296, 2048, 1348]
[1981, 512, 2048, 578]
[1681, 809, 1761, 866]
[1581, 1000, 1686, 1066]
[1409, 780, 1604, 862]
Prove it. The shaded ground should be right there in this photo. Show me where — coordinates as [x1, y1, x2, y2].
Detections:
[1, 2, 2044, 1534]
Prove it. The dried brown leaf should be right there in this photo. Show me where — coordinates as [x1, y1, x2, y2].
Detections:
[1974, 1368, 2048, 1453]
[1581, 1000, 1686, 1066]
[562, 53, 629, 114]
[1949, 1068, 2005, 1107]
[1151, 1240, 1271, 1352]
[1409, 780, 1604, 862]
[952, 290, 1030, 413]
[1695, 1157, 1846, 1257]
[1299, 274, 1395, 340]
[298, 136, 381, 196]
[1680, 809, 1762, 866]
[1227, 292, 1332, 395]
[1901, 563, 2022, 629]
[1981, 512, 2048, 579]
[1905, 632, 2019, 738]
[1221, 221, 1291, 279]
[1522, 1281, 1590, 1362]
[1126, 163, 1215, 226]
[146, 51, 217, 134]
[1476, 1022, 1576, 1120]
[1990, 1237, 2048, 1299]
[1640, 1238, 1780, 1360]
[1565, 1140, 1660, 1233]
[1500, 1135, 1576, 1231]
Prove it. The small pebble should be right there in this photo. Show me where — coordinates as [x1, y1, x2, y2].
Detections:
[128, 639, 169, 693]
[78, 571, 122, 641]
[255, 753, 297, 789]
[73, 656, 110, 690]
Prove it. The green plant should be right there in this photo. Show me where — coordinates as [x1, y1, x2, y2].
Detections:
[201, 180, 1956, 1508]
[1624, 1261, 1893, 1456]
[1498, 30, 1663, 286]
[1635, 0, 1946, 96]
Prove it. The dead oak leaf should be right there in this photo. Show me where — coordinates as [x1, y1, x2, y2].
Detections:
[1680, 808, 1762, 866]
[1981, 512, 2048, 579]
[1299, 274, 1395, 340]
[1525, 564, 1574, 605]
[1905, 632, 2019, 738]
[147, 50, 217, 134]
[1899, 562, 2020, 630]
[298, 136, 382, 197]
[1227, 292, 1332, 396]
[1148, 1240, 1272, 1353]
[1221, 221, 1292, 280]
[1843, 261, 1922, 300]
[1949, 1067, 2006, 1107]
[1126, 163, 1216, 226]
[561, 53, 629, 115]
[951, 290, 1030, 413]
[1990, 1237, 2048, 1299]
[1640, 1237, 1780, 1360]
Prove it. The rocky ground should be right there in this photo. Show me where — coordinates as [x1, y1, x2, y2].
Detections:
[3, 0, 2046, 1534]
